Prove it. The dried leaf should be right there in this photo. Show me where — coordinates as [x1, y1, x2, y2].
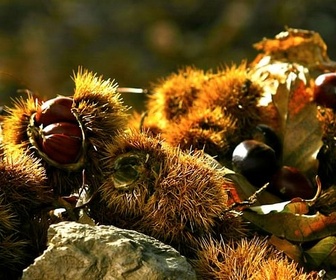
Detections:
[248, 199, 309, 215]
[269, 235, 302, 263]
[251, 53, 323, 179]
[303, 236, 336, 269]
[277, 73, 323, 178]
[270, 235, 336, 270]
[225, 172, 281, 205]
[252, 27, 336, 71]
[315, 185, 336, 214]
[246, 200, 289, 214]
[243, 205, 336, 242]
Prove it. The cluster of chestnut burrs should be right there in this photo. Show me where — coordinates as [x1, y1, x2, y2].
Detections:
[2, 28, 336, 279]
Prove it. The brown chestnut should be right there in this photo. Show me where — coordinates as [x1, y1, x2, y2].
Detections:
[268, 166, 316, 200]
[35, 96, 76, 126]
[232, 140, 279, 187]
[36, 122, 82, 164]
[313, 73, 336, 109]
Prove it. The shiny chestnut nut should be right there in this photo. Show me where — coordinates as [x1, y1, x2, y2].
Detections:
[35, 96, 76, 126]
[313, 73, 336, 109]
[232, 140, 279, 187]
[27, 96, 86, 170]
[252, 124, 282, 161]
[37, 122, 82, 164]
[268, 166, 316, 200]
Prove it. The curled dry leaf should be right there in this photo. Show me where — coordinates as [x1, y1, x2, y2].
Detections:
[250, 29, 324, 182]
[270, 235, 336, 271]
[225, 172, 281, 205]
[269, 235, 302, 264]
[243, 200, 336, 242]
[303, 236, 336, 269]
[276, 73, 322, 179]
[252, 27, 336, 71]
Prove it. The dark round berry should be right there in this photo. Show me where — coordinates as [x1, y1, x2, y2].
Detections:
[268, 166, 316, 200]
[313, 73, 336, 109]
[232, 140, 279, 187]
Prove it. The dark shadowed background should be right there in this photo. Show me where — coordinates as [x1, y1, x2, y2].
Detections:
[0, 0, 335, 112]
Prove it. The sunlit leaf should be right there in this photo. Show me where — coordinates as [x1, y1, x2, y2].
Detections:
[246, 200, 290, 214]
[278, 74, 323, 179]
[225, 172, 281, 205]
[251, 47, 323, 180]
[252, 28, 332, 69]
[303, 236, 336, 269]
[248, 199, 310, 215]
[243, 206, 336, 242]
[269, 235, 302, 263]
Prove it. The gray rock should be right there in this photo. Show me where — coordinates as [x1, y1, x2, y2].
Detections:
[22, 221, 197, 280]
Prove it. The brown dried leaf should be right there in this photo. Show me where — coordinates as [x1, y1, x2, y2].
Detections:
[303, 236, 336, 269]
[252, 27, 335, 70]
[315, 185, 336, 214]
[243, 204, 336, 242]
[251, 52, 323, 179]
[225, 172, 281, 205]
[277, 74, 323, 178]
[269, 235, 302, 263]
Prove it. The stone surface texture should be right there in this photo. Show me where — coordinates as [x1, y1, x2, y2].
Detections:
[22, 221, 196, 280]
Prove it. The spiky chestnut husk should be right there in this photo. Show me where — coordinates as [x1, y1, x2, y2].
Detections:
[193, 64, 266, 126]
[89, 131, 244, 257]
[143, 67, 214, 133]
[143, 64, 264, 130]
[2, 95, 84, 195]
[0, 150, 53, 209]
[128, 111, 164, 136]
[162, 108, 277, 167]
[162, 106, 239, 166]
[0, 201, 29, 280]
[2, 68, 129, 195]
[140, 63, 277, 165]
[193, 64, 281, 145]
[192, 237, 314, 280]
[0, 151, 53, 279]
[2, 94, 39, 147]
[71, 68, 129, 193]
